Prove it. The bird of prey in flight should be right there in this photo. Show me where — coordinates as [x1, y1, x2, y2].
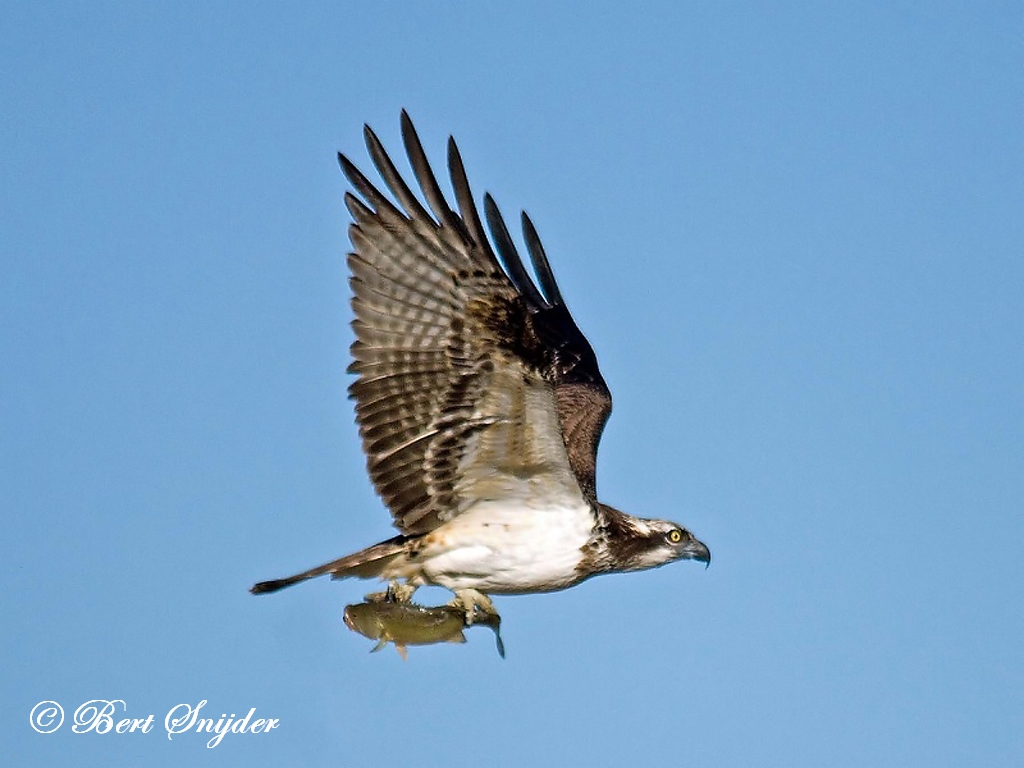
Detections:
[251, 113, 710, 617]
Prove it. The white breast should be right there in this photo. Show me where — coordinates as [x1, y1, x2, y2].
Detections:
[418, 499, 596, 593]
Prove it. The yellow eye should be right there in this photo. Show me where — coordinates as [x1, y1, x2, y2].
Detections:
[667, 528, 683, 544]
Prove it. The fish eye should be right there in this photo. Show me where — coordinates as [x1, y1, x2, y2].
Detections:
[667, 528, 684, 544]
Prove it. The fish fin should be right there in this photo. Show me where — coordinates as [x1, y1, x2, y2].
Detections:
[448, 631, 467, 644]
[370, 638, 388, 654]
[395, 643, 408, 661]
[494, 632, 506, 659]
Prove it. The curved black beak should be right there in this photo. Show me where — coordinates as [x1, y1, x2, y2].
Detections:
[686, 538, 711, 569]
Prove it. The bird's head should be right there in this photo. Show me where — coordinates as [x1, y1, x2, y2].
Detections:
[633, 518, 711, 571]
[597, 506, 711, 573]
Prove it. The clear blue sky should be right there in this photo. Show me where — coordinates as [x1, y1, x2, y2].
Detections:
[3, 2, 1022, 766]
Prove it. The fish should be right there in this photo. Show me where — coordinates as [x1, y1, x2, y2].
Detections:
[343, 599, 505, 660]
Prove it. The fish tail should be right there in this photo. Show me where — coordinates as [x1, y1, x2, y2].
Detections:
[250, 535, 409, 594]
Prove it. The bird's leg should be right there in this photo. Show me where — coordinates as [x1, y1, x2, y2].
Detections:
[389, 581, 417, 603]
[365, 580, 417, 604]
[449, 589, 495, 625]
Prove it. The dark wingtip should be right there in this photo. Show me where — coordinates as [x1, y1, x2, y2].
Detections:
[399, 109, 418, 148]
[521, 210, 563, 307]
[337, 152, 360, 182]
[484, 193, 547, 309]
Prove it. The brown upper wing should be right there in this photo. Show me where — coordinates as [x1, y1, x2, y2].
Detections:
[342, 112, 612, 535]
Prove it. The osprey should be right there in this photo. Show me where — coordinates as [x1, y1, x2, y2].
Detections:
[252, 113, 710, 617]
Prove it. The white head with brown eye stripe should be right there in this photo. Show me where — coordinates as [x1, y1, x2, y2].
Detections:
[581, 511, 711, 575]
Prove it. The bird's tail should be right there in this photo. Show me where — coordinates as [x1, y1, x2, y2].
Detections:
[250, 535, 408, 595]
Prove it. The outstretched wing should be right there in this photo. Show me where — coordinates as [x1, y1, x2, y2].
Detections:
[343, 112, 612, 535]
